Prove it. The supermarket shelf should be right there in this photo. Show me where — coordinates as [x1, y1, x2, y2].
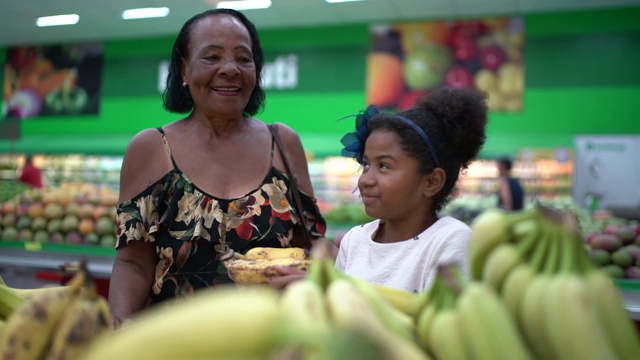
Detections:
[0, 241, 115, 277]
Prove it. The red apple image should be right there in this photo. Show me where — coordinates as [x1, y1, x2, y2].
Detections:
[480, 44, 507, 71]
[449, 32, 478, 62]
[445, 65, 474, 88]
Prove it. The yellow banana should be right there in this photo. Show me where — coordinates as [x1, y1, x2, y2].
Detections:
[457, 282, 533, 360]
[371, 283, 417, 316]
[244, 247, 308, 260]
[83, 285, 286, 360]
[0, 270, 86, 360]
[0, 284, 25, 319]
[44, 296, 101, 360]
[224, 258, 311, 285]
[92, 296, 113, 332]
[324, 278, 430, 360]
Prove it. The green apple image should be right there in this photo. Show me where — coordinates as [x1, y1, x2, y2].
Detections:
[403, 44, 453, 90]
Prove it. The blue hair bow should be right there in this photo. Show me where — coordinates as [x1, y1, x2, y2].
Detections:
[340, 105, 379, 164]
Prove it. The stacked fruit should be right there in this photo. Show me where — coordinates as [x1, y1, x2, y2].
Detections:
[468, 205, 640, 360]
[585, 224, 640, 279]
[0, 262, 112, 360]
[82, 254, 427, 360]
[411, 264, 532, 359]
[0, 183, 117, 247]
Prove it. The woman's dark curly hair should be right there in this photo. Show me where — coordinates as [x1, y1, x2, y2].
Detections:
[162, 8, 266, 116]
[368, 87, 488, 213]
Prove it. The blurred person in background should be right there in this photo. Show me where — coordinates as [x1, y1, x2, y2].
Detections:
[18, 154, 43, 188]
[496, 157, 524, 211]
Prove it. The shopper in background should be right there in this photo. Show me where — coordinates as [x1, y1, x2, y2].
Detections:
[108, 8, 329, 328]
[496, 157, 524, 211]
[333, 87, 488, 292]
[18, 154, 43, 189]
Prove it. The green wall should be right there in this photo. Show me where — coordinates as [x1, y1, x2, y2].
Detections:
[1, 6, 639, 157]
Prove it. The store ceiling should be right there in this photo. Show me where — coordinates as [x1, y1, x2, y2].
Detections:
[0, 0, 638, 47]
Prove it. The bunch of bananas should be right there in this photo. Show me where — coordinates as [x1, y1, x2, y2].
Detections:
[411, 263, 533, 360]
[468, 204, 640, 360]
[83, 254, 428, 360]
[223, 246, 311, 284]
[0, 262, 112, 360]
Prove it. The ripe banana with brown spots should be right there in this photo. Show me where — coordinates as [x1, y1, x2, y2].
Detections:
[244, 247, 308, 260]
[0, 269, 86, 360]
[224, 258, 312, 285]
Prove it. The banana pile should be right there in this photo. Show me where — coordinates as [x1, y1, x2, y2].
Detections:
[0, 262, 112, 360]
[223, 246, 311, 284]
[466, 204, 640, 360]
[82, 256, 428, 360]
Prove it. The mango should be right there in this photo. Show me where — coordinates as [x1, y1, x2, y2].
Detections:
[588, 248, 611, 267]
[589, 233, 623, 252]
[625, 266, 640, 280]
[611, 248, 634, 268]
[600, 264, 625, 279]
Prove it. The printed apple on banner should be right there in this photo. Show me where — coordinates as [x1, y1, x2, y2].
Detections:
[366, 17, 525, 112]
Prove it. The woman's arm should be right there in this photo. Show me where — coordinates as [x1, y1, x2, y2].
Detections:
[109, 129, 172, 326]
[109, 241, 156, 327]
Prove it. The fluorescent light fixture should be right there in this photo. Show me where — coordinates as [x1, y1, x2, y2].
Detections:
[122, 7, 170, 20]
[36, 14, 79, 27]
[216, 0, 272, 10]
[326, 0, 367, 3]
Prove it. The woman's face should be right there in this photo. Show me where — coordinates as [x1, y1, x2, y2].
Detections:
[358, 129, 430, 222]
[182, 14, 256, 118]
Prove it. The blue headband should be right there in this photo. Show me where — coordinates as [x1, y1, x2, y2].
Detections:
[340, 105, 441, 168]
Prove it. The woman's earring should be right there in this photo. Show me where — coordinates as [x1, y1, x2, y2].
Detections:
[182, 81, 187, 87]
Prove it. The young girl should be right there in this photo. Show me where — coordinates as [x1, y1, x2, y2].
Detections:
[335, 87, 488, 292]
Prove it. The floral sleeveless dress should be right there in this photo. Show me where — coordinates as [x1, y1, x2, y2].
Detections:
[115, 127, 326, 305]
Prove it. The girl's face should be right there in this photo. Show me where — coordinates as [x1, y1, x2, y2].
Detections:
[182, 14, 256, 118]
[358, 129, 430, 222]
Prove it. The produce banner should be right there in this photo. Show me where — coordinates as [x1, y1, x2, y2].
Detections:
[367, 17, 525, 112]
[2, 43, 104, 119]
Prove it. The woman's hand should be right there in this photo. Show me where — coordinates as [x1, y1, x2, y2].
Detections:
[269, 265, 308, 290]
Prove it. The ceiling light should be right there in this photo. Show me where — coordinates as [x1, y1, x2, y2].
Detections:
[216, 0, 272, 10]
[326, 0, 367, 3]
[36, 14, 79, 27]
[122, 7, 170, 20]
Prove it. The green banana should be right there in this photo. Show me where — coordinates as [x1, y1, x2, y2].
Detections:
[500, 263, 535, 318]
[517, 226, 560, 360]
[279, 278, 331, 338]
[584, 269, 640, 360]
[457, 282, 533, 360]
[481, 242, 522, 292]
[543, 274, 618, 360]
[325, 278, 430, 360]
[83, 286, 286, 360]
[428, 310, 473, 360]
[0, 284, 25, 319]
[414, 298, 438, 353]
[468, 208, 512, 280]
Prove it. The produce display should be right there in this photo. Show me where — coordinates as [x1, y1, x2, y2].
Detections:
[0, 262, 112, 359]
[0, 182, 118, 247]
[0, 205, 637, 359]
[586, 223, 640, 279]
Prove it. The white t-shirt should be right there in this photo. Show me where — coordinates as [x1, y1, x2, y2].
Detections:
[334, 216, 471, 292]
